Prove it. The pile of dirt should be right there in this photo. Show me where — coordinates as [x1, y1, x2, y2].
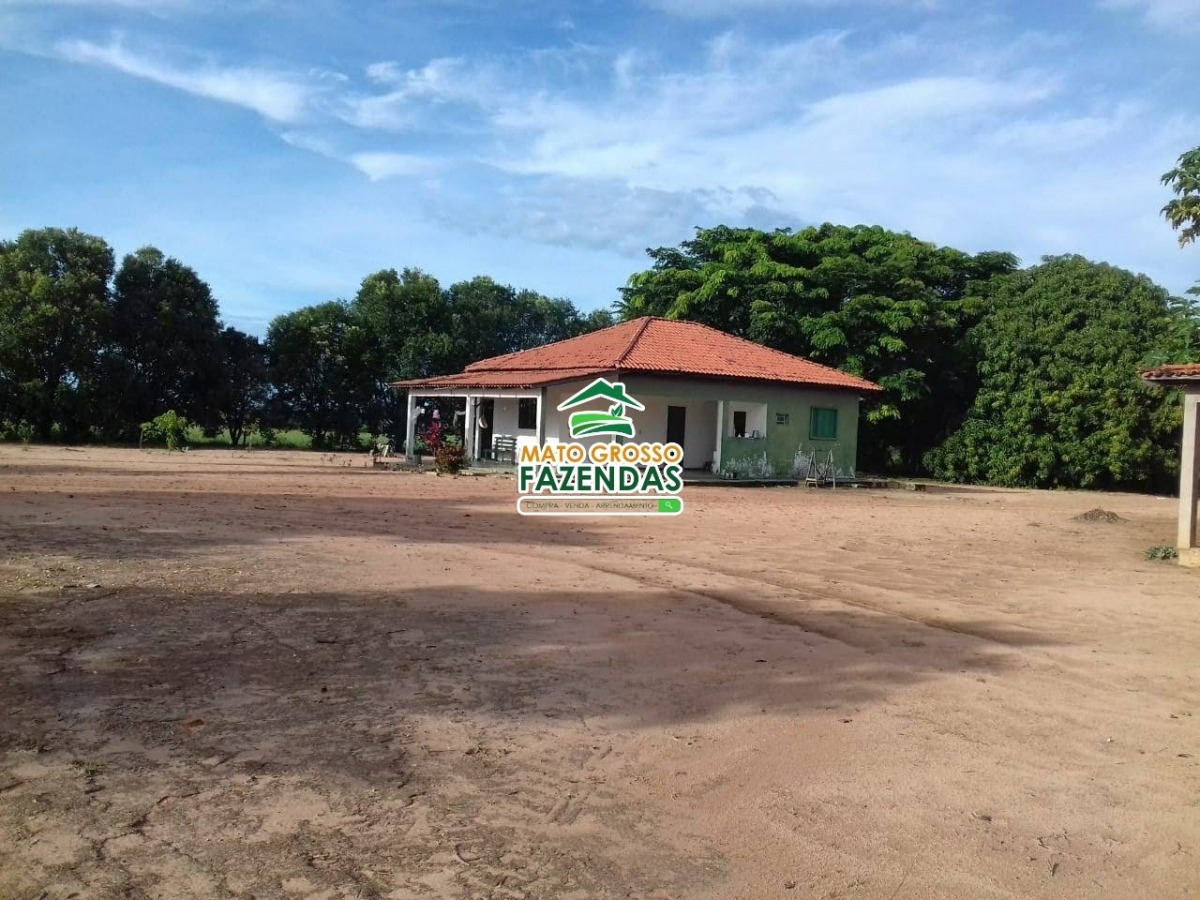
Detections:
[1073, 507, 1126, 524]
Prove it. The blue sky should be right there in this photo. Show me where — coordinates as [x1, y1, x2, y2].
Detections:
[1, 0, 1197, 334]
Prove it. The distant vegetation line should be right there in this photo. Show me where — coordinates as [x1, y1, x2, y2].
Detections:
[3, 141, 1199, 490]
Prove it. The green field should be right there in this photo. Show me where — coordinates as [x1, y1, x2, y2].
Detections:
[184, 428, 375, 451]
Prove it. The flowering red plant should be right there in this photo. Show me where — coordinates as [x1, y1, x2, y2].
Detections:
[418, 419, 444, 453]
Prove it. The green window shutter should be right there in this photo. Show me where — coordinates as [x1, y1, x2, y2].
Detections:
[809, 407, 838, 440]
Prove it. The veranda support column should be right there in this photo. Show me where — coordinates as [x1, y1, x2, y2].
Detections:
[405, 391, 418, 461]
[463, 395, 475, 462]
[536, 388, 547, 446]
[713, 400, 725, 472]
[1179, 390, 1200, 557]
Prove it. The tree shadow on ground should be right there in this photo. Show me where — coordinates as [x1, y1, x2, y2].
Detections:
[0, 489, 606, 560]
[1, 583, 1053, 759]
[0, 585, 1058, 899]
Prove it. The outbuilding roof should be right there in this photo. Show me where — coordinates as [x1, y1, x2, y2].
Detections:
[1140, 363, 1200, 384]
[394, 317, 882, 393]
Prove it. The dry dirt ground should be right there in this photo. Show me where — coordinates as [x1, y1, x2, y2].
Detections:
[0, 446, 1198, 900]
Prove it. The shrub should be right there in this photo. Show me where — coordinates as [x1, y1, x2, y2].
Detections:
[1145, 545, 1179, 561]
[435, 442, 466, 474]
[419, 420, 444, 454]
[140, 410, 189, 451]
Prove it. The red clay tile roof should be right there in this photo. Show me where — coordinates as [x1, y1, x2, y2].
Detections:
[392, 368, 611, 390]
[395, 317, 881, 392]
[1141, 363, 1200, 384]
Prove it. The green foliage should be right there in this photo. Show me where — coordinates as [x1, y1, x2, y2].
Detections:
[1145, 545, 1179, 561]
[266, 301, 377, 451]
[140, 410, 189, 451]
[1162, 147, 1200, 248]
[0, 228, 115, 441]
[101, 247, 225, 440]
[347, 269, 608, 445]
[620, 224, 1017, 472]
[927, 256, 1188, 490]
[217, 327, 270, 447]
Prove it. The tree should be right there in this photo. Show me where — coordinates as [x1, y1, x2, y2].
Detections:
[216, 327, 270, 447]
[927, 256, 1191, 490]
[266, 302, 375, 449]
[351, 268, 454, 382]
[444, 276, 610, 368]
[0, 228, 114, 440]
[350, 269, 608, 444]
[619, 224, 1016, 472]
[1162, 147, 1200, 247]
[104, 247, 224, 438]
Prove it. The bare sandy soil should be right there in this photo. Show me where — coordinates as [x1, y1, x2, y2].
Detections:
[0, 445, 1197, 900]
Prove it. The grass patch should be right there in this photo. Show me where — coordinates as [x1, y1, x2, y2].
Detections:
[184, 428, 374, 451]
[1144, 545, 1179, 561]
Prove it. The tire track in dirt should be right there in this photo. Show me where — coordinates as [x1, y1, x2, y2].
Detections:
[497, 544, 1037, 650]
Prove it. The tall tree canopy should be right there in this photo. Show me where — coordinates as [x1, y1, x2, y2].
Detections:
[1162, 147, 1200, 248]
[351, 267, 454, 383]
[216, 327, 271, 447]
[343, 269, 613, 442]
[927, 256, 1192, 490]
[267, 301, 378, 450]
[0, 228, 114, 440]
[104, 247, 224, 438]
[444, 275, 613, 368]
[619, 224, 1017, 471]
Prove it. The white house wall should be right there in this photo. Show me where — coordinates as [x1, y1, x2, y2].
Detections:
[490, 396, 540, 457]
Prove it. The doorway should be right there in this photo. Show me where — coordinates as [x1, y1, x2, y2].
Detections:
[666, 405, 687, 449]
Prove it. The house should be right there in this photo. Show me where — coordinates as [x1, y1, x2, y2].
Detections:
[1140, 363, 1200, 567]
[393, 316, 882, 479]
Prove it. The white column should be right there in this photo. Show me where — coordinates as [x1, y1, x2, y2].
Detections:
[1179, 390, 1200, 551]
[536, 388, 547, 446]
[713, 400, 724, 471]
[405, 391, 418, 461]
[464, 396, 476, 462]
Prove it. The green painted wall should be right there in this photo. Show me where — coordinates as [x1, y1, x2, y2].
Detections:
[621, 375, 864, 478]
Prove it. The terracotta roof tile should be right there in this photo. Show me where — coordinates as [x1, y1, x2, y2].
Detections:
[1141, 363, 1200, 383]
[462, 318, 649, 372]
[443, 317, 881, 392]
[392, 368, 609, 390]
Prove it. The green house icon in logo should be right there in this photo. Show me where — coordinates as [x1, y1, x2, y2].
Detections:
[557, 378, 645, 438]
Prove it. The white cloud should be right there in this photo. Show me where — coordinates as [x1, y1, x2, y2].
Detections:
[1102, 0, 1200, 33]
[643, 0, 938, 17]
[0, 0, 188, 8]
[340, 57, 486, 130]
[56, 37, 314, 122]
[13, 4, 1197, 297]
[350, 152, 441, 181]
[326, 33, 1194, 296]
[0, 0, 270, 10]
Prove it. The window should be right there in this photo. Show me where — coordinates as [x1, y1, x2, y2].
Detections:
[775, 412, 790, 426]
[517, 398, 538, 430]
[810, 407, 838, 440]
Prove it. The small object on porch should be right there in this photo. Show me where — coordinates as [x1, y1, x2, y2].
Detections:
[488, 435, 517, 463]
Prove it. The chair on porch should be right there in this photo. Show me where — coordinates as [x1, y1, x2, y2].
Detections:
[484, 435, 518, 464]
